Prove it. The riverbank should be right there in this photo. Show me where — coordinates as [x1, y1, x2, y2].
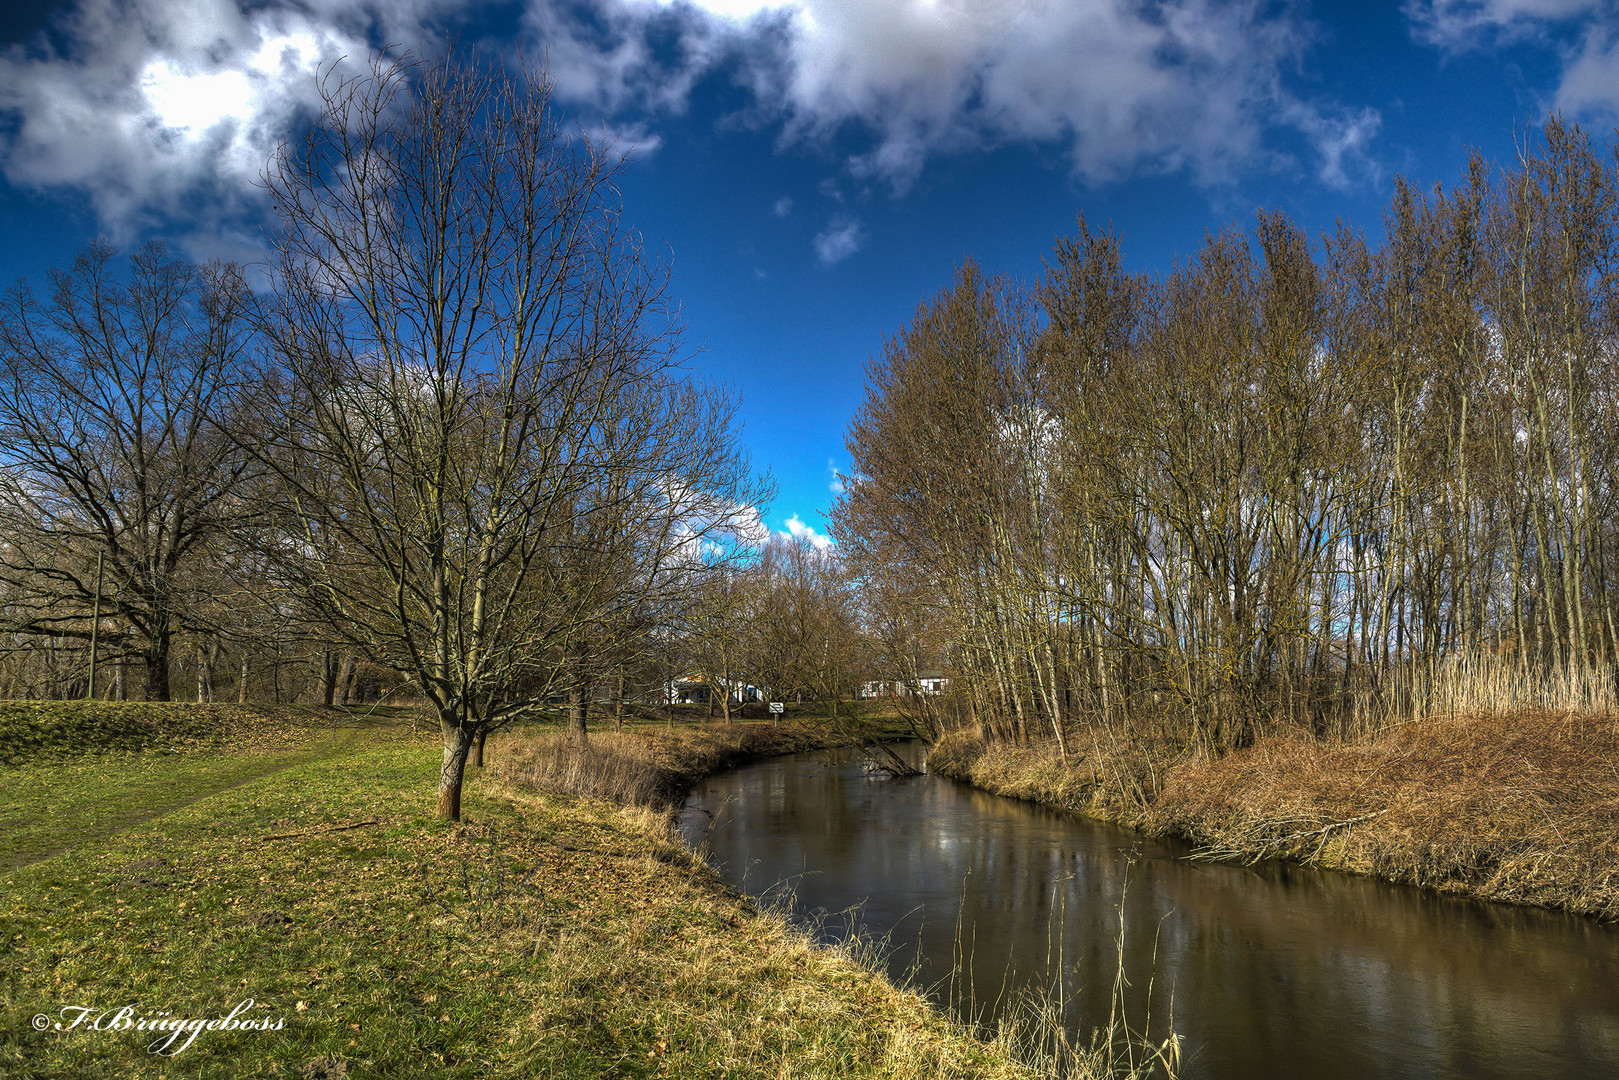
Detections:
[930, 710, 1619, 920]
[490, 720, 861, 807]
[2, 705, 1049, 1078]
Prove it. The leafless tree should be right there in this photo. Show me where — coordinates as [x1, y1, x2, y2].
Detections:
[0, 243, 255, 700]
[250, 52, 763, 819]
[837, 117, 1619, 783]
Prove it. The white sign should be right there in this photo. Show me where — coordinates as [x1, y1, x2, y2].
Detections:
[768, 702, 785, 714]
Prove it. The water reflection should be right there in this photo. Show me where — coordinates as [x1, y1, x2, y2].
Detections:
[679, 743, 1619, 1080]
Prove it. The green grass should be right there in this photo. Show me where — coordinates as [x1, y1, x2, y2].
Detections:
[0, 700, 432, 765]
[1, 707, 1041, 1080]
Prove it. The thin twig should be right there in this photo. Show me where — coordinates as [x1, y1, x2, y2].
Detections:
[260, 817, 384, 841]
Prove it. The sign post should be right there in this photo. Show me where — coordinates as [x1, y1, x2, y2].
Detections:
[768, 702, 784, 726]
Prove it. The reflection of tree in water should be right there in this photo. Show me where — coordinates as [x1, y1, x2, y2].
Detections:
[688, 746, 1619, 1080]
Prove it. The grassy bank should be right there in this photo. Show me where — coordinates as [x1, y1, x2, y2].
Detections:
[930, 712, 1619, 920]
[0, 701, 412, 765]
[2, 706, 1054, 1079]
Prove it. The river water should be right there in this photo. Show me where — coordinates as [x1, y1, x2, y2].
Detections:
[677, 743, 1619, 1080]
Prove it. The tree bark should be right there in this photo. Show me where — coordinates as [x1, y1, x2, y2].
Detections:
[319, 650, 338, 706]
[197, 642, 215, 703]
[438, 722, 475, 820]
[144, 635, 171, 702]
[568, 683, 589, 748]
[337, 655, 356, 707]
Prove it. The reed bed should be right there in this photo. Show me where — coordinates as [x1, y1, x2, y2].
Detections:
[491, 722, 841, 807]
[935, 697, 1619, 918]
[1148, 710, 1619, 917]
[1347, 652, 1618, 735]
[928, 727, 1183, 826]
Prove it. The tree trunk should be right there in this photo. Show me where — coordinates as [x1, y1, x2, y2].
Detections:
[472, 728, 487, 768]
[334, 654, 355, 707]
[144, 635, 171, 701]
[438, 721, 475, 820]
[319, 650, 338, 706]
[197, 642, 215, 703]
[237, 653, 249, 704]
[568, 683, 589, 748]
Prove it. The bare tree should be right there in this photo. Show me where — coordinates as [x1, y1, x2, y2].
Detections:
[0, 243, 254, 700]
[252, 52, 762, 819]
[837, 118, 1619, 782]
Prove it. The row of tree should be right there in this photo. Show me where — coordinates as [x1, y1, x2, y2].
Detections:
[681, 533, 869, 722]
[836, 118, 1619, 759]
[0, 55, 772, 817]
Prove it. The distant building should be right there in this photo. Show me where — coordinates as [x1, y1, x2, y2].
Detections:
[664, 674, 765, 705]
[861, 671, 950, 699]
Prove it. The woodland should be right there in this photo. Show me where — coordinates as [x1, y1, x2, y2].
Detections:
[837, 118, 1619, 762]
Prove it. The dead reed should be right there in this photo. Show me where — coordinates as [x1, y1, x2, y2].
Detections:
[1149, 710, 1619, 918]
[1348, 651, 1617, 735]
[929, 727, 1185, 826]
[491, 722, 840, 807]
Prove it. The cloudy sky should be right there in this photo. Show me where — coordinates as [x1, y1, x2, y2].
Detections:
[1, 0, 1615, 542]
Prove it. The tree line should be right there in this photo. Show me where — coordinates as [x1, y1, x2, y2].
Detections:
[0, 54, 777, 818]
[835, 118, 1619, 760]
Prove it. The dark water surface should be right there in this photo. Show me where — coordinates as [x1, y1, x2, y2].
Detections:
[678, 743, 1619, 1080]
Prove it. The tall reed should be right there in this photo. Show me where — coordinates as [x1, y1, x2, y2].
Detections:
[1348, 651, 1616, 736]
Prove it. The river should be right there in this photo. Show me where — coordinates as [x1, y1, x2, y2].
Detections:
[678, 743, 1619, 1080]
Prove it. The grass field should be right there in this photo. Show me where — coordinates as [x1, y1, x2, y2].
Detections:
[1, 706, 1047, 1080]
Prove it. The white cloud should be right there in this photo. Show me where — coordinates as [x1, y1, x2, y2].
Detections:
[772, 194, 793, 217]
[0, 0, 1391, 244]
[1283, 102, 1382, 190]
[1405, 1, 1619, 120]
[813, 214, 863, 265]
[733, 502, 770, 546]
[827, 459, 845, 495]
[1556, 28, 1619, 119]
[576, 118, 666, 161]
[1404, 0, 1600, 49]
[0, 0, 445, 241]
[782, 513, 832, 549]
[532, 0, 1369, 193]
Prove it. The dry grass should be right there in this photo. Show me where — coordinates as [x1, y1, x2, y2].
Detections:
[494, 794, 1047, 1080]
[1348, 652, 1618, 735]
[1148, 711, 1619, 918]
[936, 704, 1619, 919]
[490, 723, 847, 808]
[928, 727, 1184, 826]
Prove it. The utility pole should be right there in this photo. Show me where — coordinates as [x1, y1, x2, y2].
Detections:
[87, 552, 104, 700]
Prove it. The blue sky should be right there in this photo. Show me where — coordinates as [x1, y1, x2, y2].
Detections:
[1, 0, 1616, 545]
